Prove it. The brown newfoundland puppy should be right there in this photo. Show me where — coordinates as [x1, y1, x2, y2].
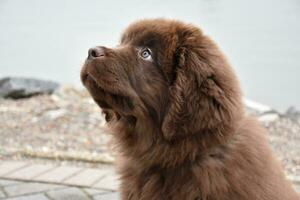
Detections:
[81, 19, 299, 200]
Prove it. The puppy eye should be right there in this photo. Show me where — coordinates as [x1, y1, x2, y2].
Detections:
[139, 48, 152, 60]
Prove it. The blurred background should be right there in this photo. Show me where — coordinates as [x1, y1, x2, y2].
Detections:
[0, 0, 299, 111]
[0, 0, 299, 199]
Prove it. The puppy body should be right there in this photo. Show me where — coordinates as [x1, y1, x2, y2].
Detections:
[117, 118, 296, 200]
[81, 19, 299, 200]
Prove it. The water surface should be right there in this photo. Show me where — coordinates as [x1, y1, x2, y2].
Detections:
[0, 0, 299, 111]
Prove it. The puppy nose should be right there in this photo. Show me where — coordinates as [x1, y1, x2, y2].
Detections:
[88, 46, 105, 59]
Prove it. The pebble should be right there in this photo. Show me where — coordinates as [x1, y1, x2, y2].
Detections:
[44, 109, 67, 120]
[0, 86, 114, 167]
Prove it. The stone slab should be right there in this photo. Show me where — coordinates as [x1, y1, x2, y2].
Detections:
[3, 182, 64, 196]
[0, 179, 21, 187]
[93, 173, 119, 191]
[93, 192, 119, 200]
[63, 168, 107, 187]
[83, 188, 108, 196]
[0, 161, 28, 176]
[34, 166, 83, 183]
[46, 187, 90, 200]
[4, 164, 55, 180]
[6, 194, 49, 200]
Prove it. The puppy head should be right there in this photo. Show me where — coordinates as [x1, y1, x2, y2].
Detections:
[81, 21, 172, 123]
[81, 19, 243, 142]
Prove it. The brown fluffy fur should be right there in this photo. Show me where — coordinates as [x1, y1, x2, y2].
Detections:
[81, 19, 299, 200]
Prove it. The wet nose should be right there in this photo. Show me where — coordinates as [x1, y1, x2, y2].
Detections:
[88, 46, 105, 59]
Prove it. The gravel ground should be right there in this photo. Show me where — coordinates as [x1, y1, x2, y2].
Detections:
[0, 85, 299, 180]
[0, 86, 114, 167]
[263, 117, 300, 178]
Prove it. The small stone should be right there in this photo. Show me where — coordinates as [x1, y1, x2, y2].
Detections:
[31, 117, 39, 123]
[44, 109, 67, 120]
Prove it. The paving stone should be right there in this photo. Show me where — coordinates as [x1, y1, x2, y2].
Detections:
[0, 179, 21, 187]
[3, 182, 64, 196]
[4, 164, 55, 180]
[83, 188, 108, 196]
[93, 192, 119, 200]
[63, 168, 108, 187]
[46, 187, 90, 200]
[34, 166, 83, 183]
[93, 170, 119, 191]
[0, 161, 28, 176]
[5, 194, 49, 200]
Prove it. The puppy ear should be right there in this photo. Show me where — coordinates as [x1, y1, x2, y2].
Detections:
[162, 40, 242, 143]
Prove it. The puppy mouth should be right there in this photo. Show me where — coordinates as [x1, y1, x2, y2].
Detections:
[81, 62, 118, 95]
[81, 61, 141, 121]
[82, 72, 114, 97]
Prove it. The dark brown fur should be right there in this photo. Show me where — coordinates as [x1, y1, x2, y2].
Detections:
[81, 19, 299, 200]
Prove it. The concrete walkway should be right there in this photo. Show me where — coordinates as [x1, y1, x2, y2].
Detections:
[1, 161, 299, 199]
[0, 161, 119, 200]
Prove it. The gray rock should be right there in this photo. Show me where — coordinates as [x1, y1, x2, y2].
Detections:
[0, 77, 59, 98]
[286, 106, 300, 120]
